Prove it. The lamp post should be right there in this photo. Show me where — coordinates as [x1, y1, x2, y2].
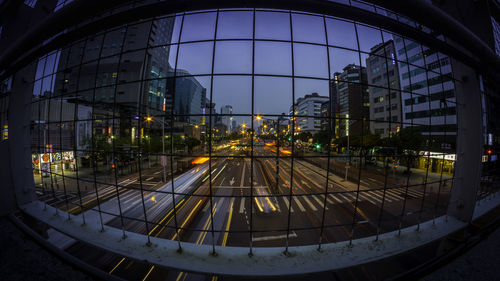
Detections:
[274, 113, 286, 192]
[254, 113, 285, 192]
[148, 116, 168, 183]
[344, 114, 357, 182]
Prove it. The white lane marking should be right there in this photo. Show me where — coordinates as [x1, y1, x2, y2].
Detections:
[293, 197, 306, 212]
[312, 195, 328, 210]
[252, 231, 297, 242]
[239, 197, 246, 214]
[146, 177, 154, 181]
[217, 197, 225, 209]
[240, 162, 246, 187]
[282, 197, 294, 212]
[302, 196, 318, 211]
[202, 201, 210, 212]
[154, 171, 162, 175]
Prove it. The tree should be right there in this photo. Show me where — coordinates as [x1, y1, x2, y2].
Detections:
[384, 127, 424, 173]
[165, 135, 185, 151]
[297, 131, 313, 142]
[185, 137, 201, 153]
[313, 130, 329, 149]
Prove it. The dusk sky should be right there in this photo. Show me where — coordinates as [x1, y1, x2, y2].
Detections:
[169, 10, 388, 123]
[34, 9, 392, 126]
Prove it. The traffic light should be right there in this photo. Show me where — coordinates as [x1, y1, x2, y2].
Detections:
[487, 149, 492, 155]
[315, 144, 321, 149]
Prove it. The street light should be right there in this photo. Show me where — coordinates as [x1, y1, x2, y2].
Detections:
[148, 116, 168, 183]
[344, 114, 357, 182]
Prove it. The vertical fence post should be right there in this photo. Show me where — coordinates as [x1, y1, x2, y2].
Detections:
[446, 59, 482, 222]
[8, 65, 37, 207]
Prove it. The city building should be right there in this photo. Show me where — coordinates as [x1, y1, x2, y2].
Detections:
[289, 93, 328, 134]
[366, 40, 402, 137]
[331, 64, 370, 137]
[394, 34, 457, 151]
[174, 69, 207, 126]
[220, 105, 233, 133]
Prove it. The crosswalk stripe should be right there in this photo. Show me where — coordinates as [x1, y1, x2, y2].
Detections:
[273, 197, 281, 212]
[337, 193, 352, 202]
[293, 197, 306, 212]
[407, 189, 424, 197]
[377, 190, 401, 201]
[312, 195, 328, 210]
[358, 192, 381, 204]
[302, 196, 318, 211]
[282, 197, 294, 213]
[344, 192, 362, 202]
[329, 194, 343, 203]
[385, 189, 405, 200]
[322, 194, 336, 205]
[368, 191, 393, 202]
[239, 198, 245, 214]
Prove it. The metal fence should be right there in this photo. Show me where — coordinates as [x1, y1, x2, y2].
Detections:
[2, 0, 499, 279]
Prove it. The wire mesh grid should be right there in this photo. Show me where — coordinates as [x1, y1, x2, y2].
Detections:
[29, 9, 461, 255]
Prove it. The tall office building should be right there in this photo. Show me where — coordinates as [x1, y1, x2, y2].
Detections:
[174, 69, 207, 126]
[291, 93, 329, 134]
[220, 105, 233, 133]
[366, 40, 401, 137]
[331, 64, 370, 137]
[393, 34, 457, 149]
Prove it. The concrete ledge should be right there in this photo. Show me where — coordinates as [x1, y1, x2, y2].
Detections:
[473, 192, 500, 220]
[20, 200, 470, 276]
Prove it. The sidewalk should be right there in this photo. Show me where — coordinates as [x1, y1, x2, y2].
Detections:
[0, 216, 93, 281]
[302, 151, 451, 189]
[420, 224, 500, 281]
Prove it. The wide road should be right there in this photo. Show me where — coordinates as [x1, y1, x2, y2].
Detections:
[61, 143, 453, 280]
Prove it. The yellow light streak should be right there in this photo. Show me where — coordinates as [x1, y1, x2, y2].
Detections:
[171, 199, 204, 241]
[265, 197, 277, 212]
[254, 197, 264, 212]
[192, 157, 210, 164]
[221, 202, 234, 246]
[148, 198, 185, 236]
[141, 265, 155, 281]
[196, 203, 218, 244]
[108, 257, 125, 274]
